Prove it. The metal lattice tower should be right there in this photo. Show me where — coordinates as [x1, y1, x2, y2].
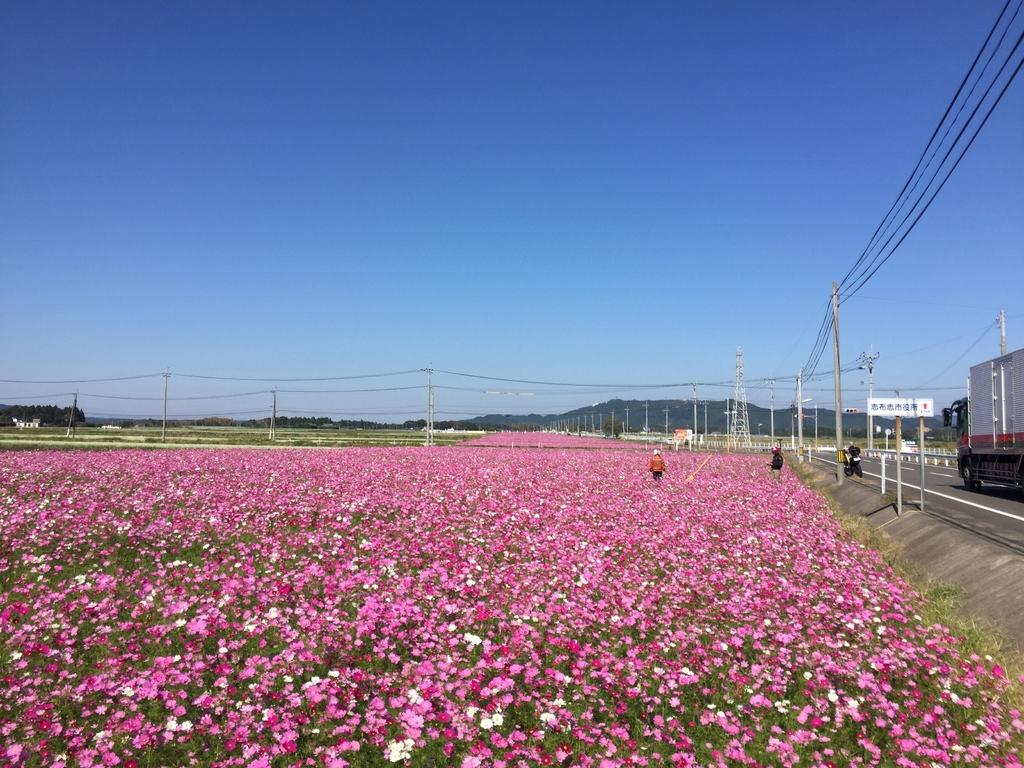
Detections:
[730, 347, 752, 447]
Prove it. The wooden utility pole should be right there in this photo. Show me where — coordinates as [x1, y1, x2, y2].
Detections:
[832, 282, 843, 484]
[270, 390, 277, 441]
[895, 415, 902, 515]
[162, 370, 170, 442]
[66, 392, 78, 438]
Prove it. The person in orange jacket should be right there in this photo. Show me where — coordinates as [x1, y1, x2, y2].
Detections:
[649, 449, 666, 480]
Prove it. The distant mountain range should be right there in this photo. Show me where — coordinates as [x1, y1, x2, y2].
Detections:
[457, 397, 951, 437]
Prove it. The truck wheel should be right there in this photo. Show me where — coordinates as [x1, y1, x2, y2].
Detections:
[963, 463, 980, 492]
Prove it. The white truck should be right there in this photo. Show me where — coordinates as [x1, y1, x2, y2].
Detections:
[943, 347, 1024, 493]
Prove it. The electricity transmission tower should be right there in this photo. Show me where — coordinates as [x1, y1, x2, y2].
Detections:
[730, 347, 752, 447]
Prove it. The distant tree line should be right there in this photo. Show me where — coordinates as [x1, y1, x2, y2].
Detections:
[238, 417, 400, 430]
[111, 416, 411, 429]
[0, 404, 85, 426]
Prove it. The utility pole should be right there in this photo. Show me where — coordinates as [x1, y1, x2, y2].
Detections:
[797, 368, 804, 457]
[66, 391, 78, 438]
[611, 409, 615, 437]
[769, 378, 775, 446]
[644, 401, 649, 434]
[664, 407, 670, 437]
[702, 400, 707, 435]
[858, 347, 879, 450]
[895, 414, 903, 515]
[832, 282, 844, 485]
[270, 389, 277, 441]
[999, 308, 1006, 355]
[692, 384, 698, 438]
[424, 368, 434, 446]
[162, 369, 170, 442]
[625, 406, 629, 434]
[599, 412, 603, 435]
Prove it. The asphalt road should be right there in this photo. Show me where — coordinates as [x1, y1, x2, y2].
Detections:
[809, 448, 1024, 553]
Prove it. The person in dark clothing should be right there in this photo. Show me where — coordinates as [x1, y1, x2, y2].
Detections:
[769, 446, 784, 481]
[846, 444, 863, 477]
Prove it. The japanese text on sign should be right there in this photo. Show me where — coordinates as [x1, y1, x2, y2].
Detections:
[867, 398, 934, 417]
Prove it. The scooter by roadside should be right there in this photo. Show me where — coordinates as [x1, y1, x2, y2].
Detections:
[843, 444, 863, 477]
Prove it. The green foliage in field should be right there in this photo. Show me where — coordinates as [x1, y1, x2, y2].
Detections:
[0, 426, 481, 450]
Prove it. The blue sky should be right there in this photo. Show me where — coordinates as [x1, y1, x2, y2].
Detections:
[2, 1, 1022, 422]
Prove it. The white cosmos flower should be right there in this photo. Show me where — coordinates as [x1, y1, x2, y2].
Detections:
[386, 738, 413, 763]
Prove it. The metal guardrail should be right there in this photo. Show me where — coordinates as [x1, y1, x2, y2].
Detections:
[806, 447, 939, 515]
[806, 445, 956, 464]
[863, 448, 958, 468]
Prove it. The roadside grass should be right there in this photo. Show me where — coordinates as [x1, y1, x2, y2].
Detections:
[790, 458, 1024, 710]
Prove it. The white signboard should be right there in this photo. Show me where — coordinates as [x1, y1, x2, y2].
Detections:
[868, 397, 934, 418]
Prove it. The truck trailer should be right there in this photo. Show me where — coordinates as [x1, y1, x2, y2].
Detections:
[943, 347, 1024, 493]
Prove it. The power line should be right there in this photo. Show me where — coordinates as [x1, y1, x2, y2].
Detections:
[0, 373, 161, 384]
[881, 322, 1002, 360]
[838, 0, 1020, 293]
[801, 301, 835, 377]
[845, 294, 1006, 311]
[433, 369, 702, 388]
[274, 385, 424, 394]
[0, 392, 77, 401]
[841, 27, 1024, 302]
[174, 369, 421, 382]
[433, 369, 794, 389]
[910, 321, 997, 388]
[77, 390, 268, 401]
[433, 383, 737, 396]
[797, 4, 1023, 388]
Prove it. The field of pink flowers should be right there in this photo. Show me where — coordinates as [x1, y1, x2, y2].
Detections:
[1, 447, 1022, 768]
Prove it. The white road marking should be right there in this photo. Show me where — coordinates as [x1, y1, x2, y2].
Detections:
[810, 456, 1024, 524]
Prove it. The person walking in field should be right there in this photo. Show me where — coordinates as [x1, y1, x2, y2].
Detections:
[769, 445, 784, 481]
[649, 449, 666, 480]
